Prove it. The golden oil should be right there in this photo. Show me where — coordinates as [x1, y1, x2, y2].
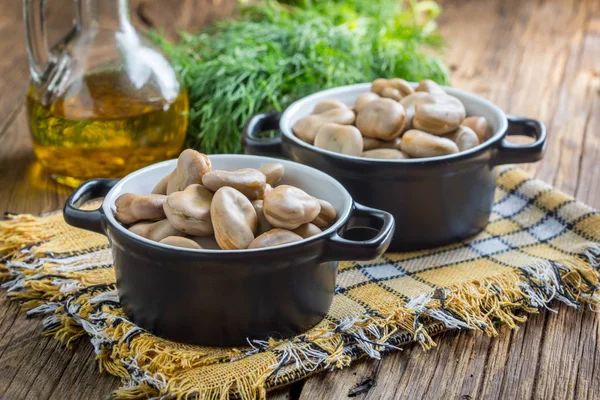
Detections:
[26, 71, 189, 187]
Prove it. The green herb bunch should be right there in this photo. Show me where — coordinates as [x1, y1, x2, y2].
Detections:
[154, 0, 450, 154]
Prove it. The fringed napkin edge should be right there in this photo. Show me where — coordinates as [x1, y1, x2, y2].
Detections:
[0, 211, 599, 399]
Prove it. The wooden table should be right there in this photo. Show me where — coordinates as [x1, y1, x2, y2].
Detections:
[1, 0, 598, 398]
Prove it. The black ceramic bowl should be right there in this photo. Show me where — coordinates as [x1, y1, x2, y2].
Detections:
[63, 155, 394, 346]
[243, 83, 546, 251]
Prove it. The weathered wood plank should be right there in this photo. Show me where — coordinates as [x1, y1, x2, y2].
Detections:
[298, 308, 599, 400]
[0, 1, 75, 128]
[0, 0, 242, 398]
[0, 108, 71, 215]
[296, 0, 600, 398]
[0, 2, 243, 398]
[533, 0, 599, 199]
[269, 382, 304, 400]
[532, 307, 600, 400]
[574, 10, 600, 207]
[0, 109, 120, 399]
[130, 0, 240, 38]
[46, 341, 122, 400]
[441, 0, 598, 204]
[0, 0, 239, 130]
[298, 356, 381, 400]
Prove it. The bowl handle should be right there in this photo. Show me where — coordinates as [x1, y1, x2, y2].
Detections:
[490, 115, 547, 166]
[242, 112, 284, 157]
[63, 179, 118, 235]
[321, 203, 395, 262]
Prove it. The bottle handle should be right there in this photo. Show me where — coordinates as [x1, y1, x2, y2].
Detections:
[23, 0, 53, 82]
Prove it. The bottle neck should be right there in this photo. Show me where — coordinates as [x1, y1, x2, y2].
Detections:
[75, 0, 132, 31]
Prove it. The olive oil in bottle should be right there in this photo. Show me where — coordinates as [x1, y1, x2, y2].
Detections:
[26, 71, 189, 187]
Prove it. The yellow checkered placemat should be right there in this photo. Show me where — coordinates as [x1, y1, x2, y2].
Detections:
[0, 168, 599, 399]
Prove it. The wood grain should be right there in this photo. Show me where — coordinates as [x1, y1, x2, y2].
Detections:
[0, 1, 241, 398]
[130, 0, 240, 38]
[0, 1, 74, 131]
[292, 0, 600, 399]
[0, 0, 598, 399]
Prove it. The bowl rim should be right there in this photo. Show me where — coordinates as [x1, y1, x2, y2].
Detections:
[101, 154, 354, 254]
[279, 82, 508, 164]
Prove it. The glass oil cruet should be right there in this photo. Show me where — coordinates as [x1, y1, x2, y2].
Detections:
[24, 0, 189, 187]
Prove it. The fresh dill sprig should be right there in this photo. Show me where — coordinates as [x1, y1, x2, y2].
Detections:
[153, 0, 450, 154]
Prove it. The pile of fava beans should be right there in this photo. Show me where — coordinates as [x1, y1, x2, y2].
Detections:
[113, 150, 336, 250]
[292, 78, 490, 159]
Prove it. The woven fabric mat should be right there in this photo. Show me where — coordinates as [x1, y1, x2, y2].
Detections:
[0, 167, 599, 399]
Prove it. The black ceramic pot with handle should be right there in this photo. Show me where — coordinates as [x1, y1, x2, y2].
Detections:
[63, 155, 394, 347]
[243, 83, 546, 251]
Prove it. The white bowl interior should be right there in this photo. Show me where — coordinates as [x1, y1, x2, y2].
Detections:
[280, 82, 508, 162]
[102, 155, 353, 251]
